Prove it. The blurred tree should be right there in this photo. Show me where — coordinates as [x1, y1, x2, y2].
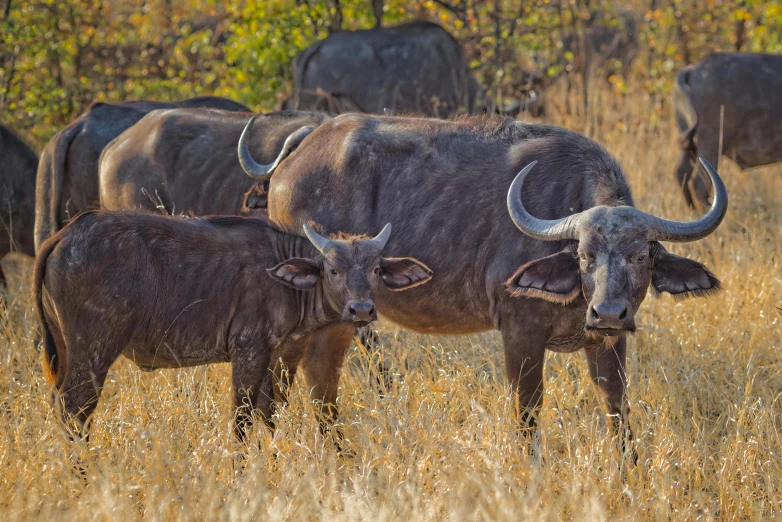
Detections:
[2, 0, 781, 148]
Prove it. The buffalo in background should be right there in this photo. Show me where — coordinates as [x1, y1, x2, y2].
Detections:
[287, 21, 484, 117]
[672, 53, 782, 208]
[99, 109, 329, 215]
[0, 124, 37, 261]
[0, 124, 38, 292]
[33, 97, 249, 253]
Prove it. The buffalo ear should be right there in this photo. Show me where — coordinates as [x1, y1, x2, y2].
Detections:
[505, 250, 581, 304]
[651, 243, 721, 298]
[380, 257, 433, 291]
[267, 258, 320, 291]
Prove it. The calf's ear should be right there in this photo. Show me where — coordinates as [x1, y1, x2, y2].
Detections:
[505, 250, 580, 304]
[380, 257, 433, 291]
[651, 242, 721, 298]
[267, 258, 320, 291]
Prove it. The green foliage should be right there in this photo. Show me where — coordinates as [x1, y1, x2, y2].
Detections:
[2, 0, 782, 148]
[640, 0, 782, 94]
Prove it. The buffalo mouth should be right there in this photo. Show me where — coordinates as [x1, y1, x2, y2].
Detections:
[584, 325, 636, 338]
[349, 319, 373, 328]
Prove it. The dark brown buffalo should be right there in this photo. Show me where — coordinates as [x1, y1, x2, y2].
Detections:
[34, 96, 249, 253]
[99, 109, 329, 215]
[34, 211, 431, 440]
[238, 113, 727, 460]
[287, 21, 483, 117]
[0, 124, 37, 262]
[280, 88, 365, 114]
[673, 53, 782, 208]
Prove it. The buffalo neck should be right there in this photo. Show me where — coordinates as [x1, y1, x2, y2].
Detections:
[272, 230, 342, 333]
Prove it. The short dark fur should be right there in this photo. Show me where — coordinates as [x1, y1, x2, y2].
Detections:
[672, 53, 782, 208]
[259, 112, 723, 461]
[99, 109, 330, 217]
[0, 124, 38, 264]
[33, 210, 430, 440]
[33, 97, 249, 253]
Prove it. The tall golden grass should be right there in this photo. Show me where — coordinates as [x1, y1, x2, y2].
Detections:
[1, 84, 780, 520]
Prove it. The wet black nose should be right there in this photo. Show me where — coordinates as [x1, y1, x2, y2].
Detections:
[587, 301, 630, 330]
[346, 300, 377, 323]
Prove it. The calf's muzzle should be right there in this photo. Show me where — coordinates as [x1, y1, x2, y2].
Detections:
[345, 299, 377, 323]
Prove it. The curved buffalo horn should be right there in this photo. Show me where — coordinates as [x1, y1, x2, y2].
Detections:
[238, 116, 315, 181]
[644, 158, 728, 242]
[303, 223, 334, 255]
[365, 223, 392, 251]
[506, 161, 580, 241]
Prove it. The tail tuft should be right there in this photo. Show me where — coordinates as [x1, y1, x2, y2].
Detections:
[33, 234, 62, 385]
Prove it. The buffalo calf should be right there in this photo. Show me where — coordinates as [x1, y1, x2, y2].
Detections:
[33, 211, 431, 441]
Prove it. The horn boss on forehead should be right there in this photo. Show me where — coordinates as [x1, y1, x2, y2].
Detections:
[507, 158, 728, 244]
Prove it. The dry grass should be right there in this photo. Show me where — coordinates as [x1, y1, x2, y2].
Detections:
[1, 84, 780, 521]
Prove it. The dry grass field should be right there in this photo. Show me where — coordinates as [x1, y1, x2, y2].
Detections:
[0, 87, 780, 520]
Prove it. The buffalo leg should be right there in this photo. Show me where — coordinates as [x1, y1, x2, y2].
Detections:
[55, 348, 115, 441]
[264, 335, 312, 426]
[584, 336, 637, 465]
[500, 323, 548, 439]
[300, 324, 354, 442]
[673, 149, 696, 208]
[231, 345, 274, 441]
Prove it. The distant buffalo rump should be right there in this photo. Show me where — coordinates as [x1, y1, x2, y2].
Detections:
[239, 113, 728, 461]
[0, 124, 37, 262]
[287, 21, 483, 117]
[99, 109, 329, 215]
[34, 96, 249, 252]
[673, 53, 782, 208]
[35, 211, 431, 440]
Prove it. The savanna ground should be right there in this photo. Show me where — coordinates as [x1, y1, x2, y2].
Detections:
[0, 84, 780, 520]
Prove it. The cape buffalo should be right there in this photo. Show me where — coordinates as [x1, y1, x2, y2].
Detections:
[287, 21, 483, 117]
[673, 53, 782, 208]
[99, 109, 329, 215]
[34, 96, 249, 253]
[34, 211, 431, 440]
[0, 124, 37, 263]
[238, 113, 727, 459]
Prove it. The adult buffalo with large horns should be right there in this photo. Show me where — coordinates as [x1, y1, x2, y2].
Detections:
[237, 113, 728, 461]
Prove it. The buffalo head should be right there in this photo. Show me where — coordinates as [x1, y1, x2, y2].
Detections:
[505, 159, 727, 337]
[267, 223, 433, 324]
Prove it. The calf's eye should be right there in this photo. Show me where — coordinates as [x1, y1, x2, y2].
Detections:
[330, 268, 338, 275]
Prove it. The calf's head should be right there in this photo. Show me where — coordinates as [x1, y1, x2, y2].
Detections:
[268, 224, 432, 325]
[505, 159, 728, 337]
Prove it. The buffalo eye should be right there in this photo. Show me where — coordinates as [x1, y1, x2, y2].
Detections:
[373, 266, 380, 275]
[329, 268, 338, 276]
[579, 252, 595, 267]
[636, 254, 647, 264]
